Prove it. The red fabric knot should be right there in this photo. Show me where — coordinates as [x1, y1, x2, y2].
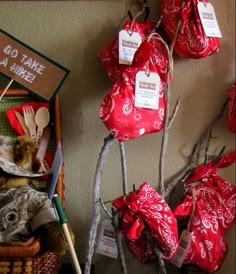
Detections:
[160, 0, 220, 58]
[174, 151, 236, 273]
[112, 181, 178, 263]
[181, 0, 192, 20]
[98, 19, 155, 83]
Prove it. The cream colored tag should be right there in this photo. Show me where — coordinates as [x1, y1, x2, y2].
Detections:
[197, 2, 222, 38]
[135, 71, 160, 109]
[170, 230, 192, 268]
[96, 219, 118, 259]
[119, 30, 141, 65]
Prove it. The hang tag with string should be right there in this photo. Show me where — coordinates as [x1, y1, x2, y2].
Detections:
[119, 30, 141, 65]
[171, 189, 196, 268]
[197, 2, 222, 38]
[135, 70, 160, 109]
[170, 229, 192, 268]
[96, 219, 118, 259]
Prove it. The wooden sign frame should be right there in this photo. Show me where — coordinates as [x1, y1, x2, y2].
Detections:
[0, 29, 70, 102]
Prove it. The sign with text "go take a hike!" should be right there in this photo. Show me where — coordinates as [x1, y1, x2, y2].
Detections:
[0, 29, 69, 102]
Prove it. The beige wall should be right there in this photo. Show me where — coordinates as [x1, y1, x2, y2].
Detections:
[0, 1, 235, 274]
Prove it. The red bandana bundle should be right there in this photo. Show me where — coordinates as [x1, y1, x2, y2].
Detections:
[98, 19, 155, 83]
[160, 0, 220, 58]
[174, 152, 236, 272]
[99, 34, 170, 141]
[112, 182, 178, 263]
[228, 82, 236, 133]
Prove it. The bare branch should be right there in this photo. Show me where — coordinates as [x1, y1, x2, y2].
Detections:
[144, 229, 167, 274]
[112, 208, 128, 274]
[204, 131, 212, 164]
[99, 198, 112, 218]
[119, 142, 129, 196]
[163, 99, 228, 198]
[84, 134, 115, 274]
[167, 97, 181, 130]
[157, 3, 184, 273]
[158, 0, 184, 194]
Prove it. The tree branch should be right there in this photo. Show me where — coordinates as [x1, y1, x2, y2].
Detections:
[119, 142, 129, 196]
[163, 99, 228, 198]
[84, 134, 115, 274]
[112, 208, 128, 274]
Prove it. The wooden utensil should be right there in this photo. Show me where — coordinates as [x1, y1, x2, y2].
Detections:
[23, 106, 37, 144]
[14, 111, 30, 136]
[35, 107, 50, 146]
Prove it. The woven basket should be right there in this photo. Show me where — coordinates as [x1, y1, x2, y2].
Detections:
[0, 252, 61, 274]
[0, 89, 64, 273]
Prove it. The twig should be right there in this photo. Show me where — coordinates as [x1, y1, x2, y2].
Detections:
[156, 2, 186, 272]
[204, 131, 212, 164]
[158, 0, 183, 194]
[156, 3, 184, 272]
[97, 141, 128, 274]
[112, 141, 129, 273]
[84, 134, 114, 274]
[99, 198, 112, 218]
[119, 142, 129, 196]
[0, 78, 14, 100]
[112, 208, 128, 274]
[144, 229, 167, 274]
[212, 145, 226, 163]
[163, 99, 228, 198]
[167, 97, 181, 130]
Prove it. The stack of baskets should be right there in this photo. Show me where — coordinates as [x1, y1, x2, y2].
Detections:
[0, 89, 64, 274]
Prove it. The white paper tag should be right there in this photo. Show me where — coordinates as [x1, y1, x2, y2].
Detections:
[96, 219, 118, 259]
[170, 230, 192, 268]
[119, 30, 141, 65]
[135, 71, 160, 109]
[197, 2, 222, 38]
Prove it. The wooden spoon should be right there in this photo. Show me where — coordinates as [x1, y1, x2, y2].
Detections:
[35, 107, 50, 146]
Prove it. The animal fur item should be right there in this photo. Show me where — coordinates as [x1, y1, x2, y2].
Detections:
[14, 136, 36, 170]
[0, 136, 36, 189]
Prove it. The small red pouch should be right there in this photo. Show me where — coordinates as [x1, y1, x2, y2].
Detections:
[112, 182, 178, 263]
[99, 34, 170, 141]
[228, 82, 236, 133]
[173, 152, 236, 272]
[160, 0, 220, 58]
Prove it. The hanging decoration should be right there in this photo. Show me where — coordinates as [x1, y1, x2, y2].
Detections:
[159, 0, 221, 58]
[173, 152, 236, 273]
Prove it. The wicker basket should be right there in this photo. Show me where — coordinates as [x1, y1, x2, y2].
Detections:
[0, 252, 61, 274]
[0, 89, 64, 273]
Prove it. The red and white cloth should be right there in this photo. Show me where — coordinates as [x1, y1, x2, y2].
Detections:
[99, 35, 170, 141]
[174, 151, 236, 273]
[160, 0, 220, 58]
[98, 19, 155, 83]
[112, 182, 178, 263]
